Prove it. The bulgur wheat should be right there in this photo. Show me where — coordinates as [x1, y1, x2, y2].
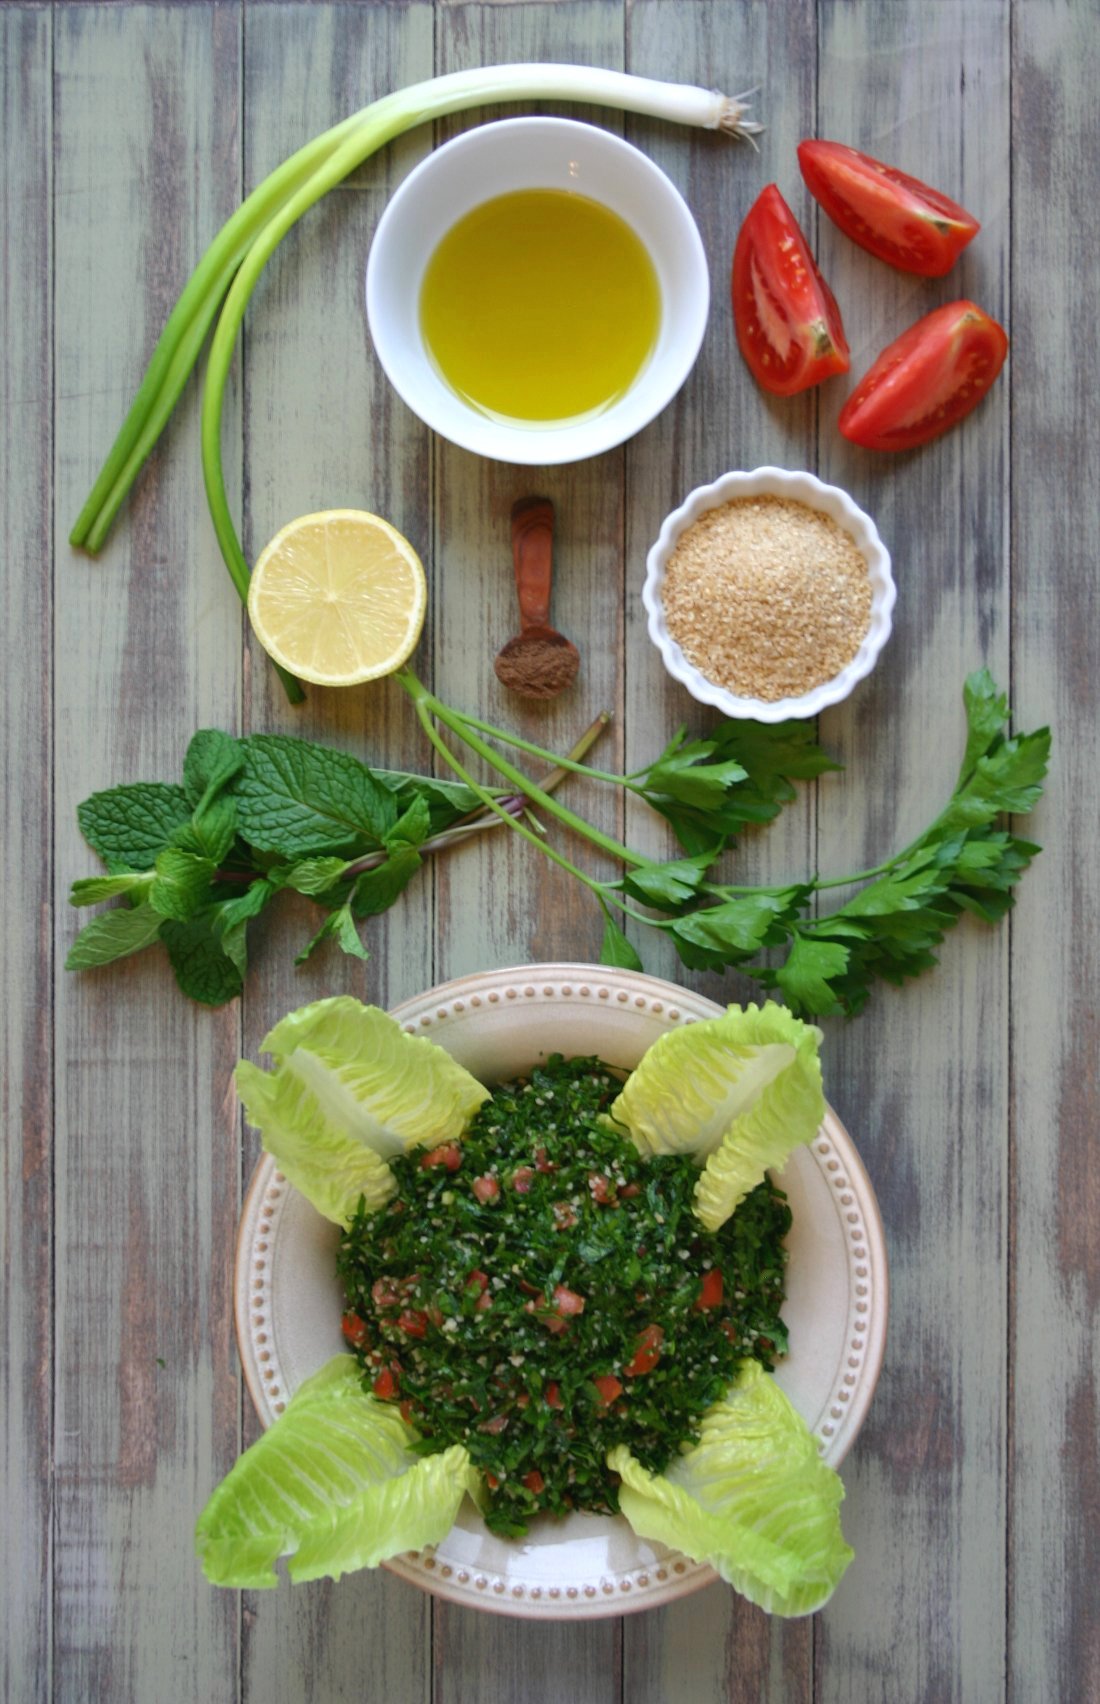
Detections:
[661, 496, 872, 702]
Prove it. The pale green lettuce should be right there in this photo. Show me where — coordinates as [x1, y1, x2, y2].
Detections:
[608, 1361, 852, 1617]
[609, 1002, 824, 1229]
[196, 1356, 479, 1587]
[235, 996, 490, 1224]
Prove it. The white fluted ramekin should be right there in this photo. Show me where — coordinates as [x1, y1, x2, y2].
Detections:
[643, 467, 895, 722]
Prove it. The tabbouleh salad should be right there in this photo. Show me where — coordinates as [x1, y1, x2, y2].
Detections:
[337, 1054, 791, 1537]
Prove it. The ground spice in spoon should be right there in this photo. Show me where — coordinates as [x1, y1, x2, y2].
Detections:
[661, 496, 872, 702]
[494, 634, 581, 697]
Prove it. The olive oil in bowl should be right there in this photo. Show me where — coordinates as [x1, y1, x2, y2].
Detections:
[419, 189, 661, 427]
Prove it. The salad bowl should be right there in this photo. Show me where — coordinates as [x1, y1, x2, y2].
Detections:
[234, 964, 887, 1619]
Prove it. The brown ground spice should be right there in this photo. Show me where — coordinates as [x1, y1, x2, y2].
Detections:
[661, 496, 873, 702]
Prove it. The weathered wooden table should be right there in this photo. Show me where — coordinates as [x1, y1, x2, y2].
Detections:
[4, 2, 1096, 1699]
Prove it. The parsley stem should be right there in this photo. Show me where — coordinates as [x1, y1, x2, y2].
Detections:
[434, 704, 639, 791]
[410, 700, 611, 898]
[399, 671, 651, 871]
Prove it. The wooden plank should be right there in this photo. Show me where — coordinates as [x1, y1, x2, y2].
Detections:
[622, 0, 818, 996]
[1, 11, 53, 1701]
[1009, 5, 1100, 1698]
[621, 2, 818, 1697]
[236, 5, 436, 1700]
[431, 0, 631, 995]
[430, 5, 628, 1698]
[52, 6, 244, 1699]
[814, 4, 1010, 1701]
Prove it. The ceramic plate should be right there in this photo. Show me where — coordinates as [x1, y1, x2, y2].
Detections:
[236, 965, 888, 1619]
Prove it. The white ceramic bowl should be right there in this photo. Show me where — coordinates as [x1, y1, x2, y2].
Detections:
[643, 467, 896, 722]
[365, 118, 709, 465]
[235, 964, 888, 1619]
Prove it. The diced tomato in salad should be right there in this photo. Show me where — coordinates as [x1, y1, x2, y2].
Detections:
[624, 1323, 664, 1377]
[592, 1374, 624, 1408]
[421, 1143, 463, 1171]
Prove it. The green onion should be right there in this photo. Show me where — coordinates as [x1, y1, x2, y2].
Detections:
[73, 64, 759, 580]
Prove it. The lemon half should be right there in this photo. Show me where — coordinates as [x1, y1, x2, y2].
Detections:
[247, 509, 428, 686]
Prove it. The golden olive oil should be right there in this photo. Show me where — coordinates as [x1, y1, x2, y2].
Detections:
[419, 189, 661, 425]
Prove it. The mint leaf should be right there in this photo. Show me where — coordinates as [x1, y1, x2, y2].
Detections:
[182, 795, 238, 864]
[237, 736, 397, 854]
[183, 729, 244, 810]
[161, 915, 243, 1005]
[774, 936, 850, 1017]
[150, 848, 217, 920]
[211, 880, 276, 936]
[283, 857, 353, 897]
[350, 850, 422, 917]
[70, 872, 153, 907]
[374, 770, 489, 832]
[387, 794, 432, 850]
[294, 902, 370, 965]
[77, 783, 191, 871]
[599, 910, 644, 971]
[66, 904, 164, 970]
[220, 919, 250, 978]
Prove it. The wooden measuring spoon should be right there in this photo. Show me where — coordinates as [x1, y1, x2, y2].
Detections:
[493, 497, 580, 699]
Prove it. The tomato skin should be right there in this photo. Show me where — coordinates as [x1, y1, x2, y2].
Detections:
[341, 1310, 370, 1349]
[798, 140, 980, 278]
[552, 1284, 586, 1317]
[624, 1323, 664, 1377]
[732, 184, 850, 397]
[592, 1374, 624, 1408]
[839, 300, 1008, 451]
[421, 1142, 462, 1172]
[695, 1269, 724, 1312]
[372, 1367, 399, 1400]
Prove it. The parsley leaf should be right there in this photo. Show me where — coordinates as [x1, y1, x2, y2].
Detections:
[599, 909, 644, 971]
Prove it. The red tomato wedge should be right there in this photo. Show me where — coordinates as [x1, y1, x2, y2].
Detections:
[839, 300, 1008, 451]
[732, 184, 850, 397]
[798, 140, 980, 278]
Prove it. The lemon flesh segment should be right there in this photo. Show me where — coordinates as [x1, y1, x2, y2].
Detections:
[247, 509, 428, 686]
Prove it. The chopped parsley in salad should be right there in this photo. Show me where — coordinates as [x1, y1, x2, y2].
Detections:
[337, 1055, 791, 1537]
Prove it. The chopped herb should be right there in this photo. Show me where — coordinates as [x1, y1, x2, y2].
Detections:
[336, 1055, 790, 1538]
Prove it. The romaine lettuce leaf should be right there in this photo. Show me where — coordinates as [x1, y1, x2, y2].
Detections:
[196, 1355, 478, 1587]
[608, 1361, 852, 1617]
[609, 1002, 824, 1229]
[235, 996, 490, 1224]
